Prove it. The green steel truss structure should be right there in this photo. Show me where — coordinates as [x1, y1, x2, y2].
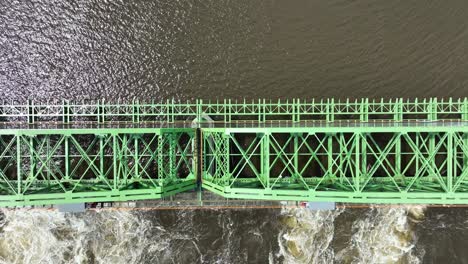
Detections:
[202, 127, 468, 204]
[0, 128, 196, 206]
[0, 98, 468, 206]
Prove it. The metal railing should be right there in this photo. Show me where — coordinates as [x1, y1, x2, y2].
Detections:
[0, 98, 467, 124]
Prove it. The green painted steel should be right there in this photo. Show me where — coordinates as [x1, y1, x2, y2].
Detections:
[1, 97, 467, 124]
[0, 128, 196, 206]
[1, 98, 468, 206]
[202, 127, 468, 204]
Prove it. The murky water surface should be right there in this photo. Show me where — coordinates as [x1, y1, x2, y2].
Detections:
[1, 0, 468, 263]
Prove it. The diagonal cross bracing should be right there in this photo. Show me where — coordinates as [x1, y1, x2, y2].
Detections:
[1, 98, 468, 206]
[0, 128, 196, 206]
[201, 126, 468, 204]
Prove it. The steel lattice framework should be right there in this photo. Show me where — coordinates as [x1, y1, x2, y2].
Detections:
[0, 98, 468, 206]
[202, 126, 468, 204]
[0, 128, 196, 206]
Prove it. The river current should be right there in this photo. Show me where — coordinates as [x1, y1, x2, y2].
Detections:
[1, 1, 468, 263]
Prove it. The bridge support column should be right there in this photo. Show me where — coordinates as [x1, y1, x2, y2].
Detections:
[260, 132, 270, 189]
[28, 136, 35, 185]
[65, 135, 70, 180]
[355, 132, 360, 192]
[326, 133, 334, 182]
[464, 133, 468, 176]
[429, 132, 436, 181]
[16, 135, 22, 195]
[98, 135, 105, 181]
[448, 131, 453, 193]
[395, 133, 403, 183]
[112, 134, 118, 190]
[361, 133, 367, 191]
[134, 135, 139, 179]
[338, 133, 344, 184]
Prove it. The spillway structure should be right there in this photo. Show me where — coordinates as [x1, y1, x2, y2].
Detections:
[0, 98, 467, 206]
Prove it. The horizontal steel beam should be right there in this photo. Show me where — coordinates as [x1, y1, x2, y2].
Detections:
[204, 125, 468, 134]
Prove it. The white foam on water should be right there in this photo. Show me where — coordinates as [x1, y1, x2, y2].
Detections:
[277, 207, 344, 264]
[336, 205, 426, 264]
[0, 205, 427, 264]
[0, 210, 69, 263]
[278, 205, 426, 264]
[0, 209, 167, 264]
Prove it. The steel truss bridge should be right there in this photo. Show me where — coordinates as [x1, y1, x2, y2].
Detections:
[0, 98, 468, 206]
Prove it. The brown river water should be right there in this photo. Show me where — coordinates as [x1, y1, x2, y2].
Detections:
[1, 0, 468, 263]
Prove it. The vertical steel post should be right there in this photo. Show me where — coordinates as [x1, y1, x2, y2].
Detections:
[47, 135, 50, 186]
[134, 135, 139, 178]
[339, 133, 344, 184]
[193, 130, 199, 186]
[429, 132, 436, 179]
[197, 99, 202, 123]
[113, 134, 118, 190]
[171, 99, 175, 123]
[328, 133, 333, 177]
[428, 98, 438, 121]
[122, 134, 128, 184]
[65, 135, 70, 180]
[427, 99, 432, 121]
[225, 133, 230, 185]
[396, 133, 401, 180]
[16, 135, 21, 195]
[463, 98, 468, 121]
[258, 99, 262, 123]
[100, 135, 105, 180]
[202, 132, 207, 179]
[296, 99, 301, 122]
[360, 99, 368, 122]
[101, 99, 105, 123]
[447, 131, 453, 193]
[169, 133, 176, 182]
[158, 134, 164, 185]
[228, 99, 232, 123]
[415, 133, 420, 177]
[261, 132, 270, 188]
[293, 133, 299, 181]
[27, 99, 34, 124]
[97, 99, 101, 123]
[464, 133, 468, 176]
[355, 133, 360, 192]
[62, 100, 70, 124]
[132, 99, 139, 123]
[394, 98, 403, 121]
[166, 99, 170, 123]
[29, 136, 35, 185]
[98, 99, 105, 124]
[361, 133, 367, 187]
[223, 99, 227, 123]
[454, 132, 458, 182]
